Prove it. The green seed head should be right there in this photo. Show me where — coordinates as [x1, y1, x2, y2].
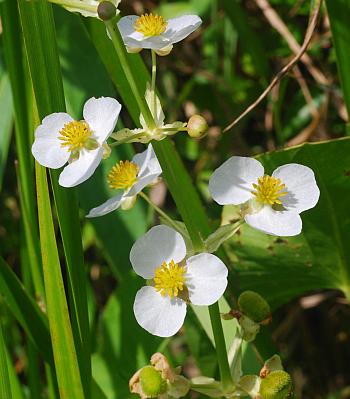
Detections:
[238, 290, 271, 323]
[187, 115, 208, 138]
[97, 1, 117, 20]
[139, 366, 167, 398]
[259, 370, 292, 399]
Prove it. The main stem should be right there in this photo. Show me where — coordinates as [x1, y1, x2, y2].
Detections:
[139, 192, 180, 232]
[105, 18, 155, 129]
[105, 19, 233, 391]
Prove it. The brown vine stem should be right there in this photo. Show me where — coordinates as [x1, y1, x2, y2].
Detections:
[223, 0, 323, 133]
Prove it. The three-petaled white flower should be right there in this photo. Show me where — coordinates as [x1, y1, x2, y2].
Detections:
[209, 156, 320, 237]
[118, 13, 202, 55]
[87, 144, 162, 217]
[130, 225, 228, 337]
[32, 97, 121, 188]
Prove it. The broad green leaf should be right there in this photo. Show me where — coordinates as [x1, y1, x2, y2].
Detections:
[225, 138, 350, 308]
[326, 0, 350, 134]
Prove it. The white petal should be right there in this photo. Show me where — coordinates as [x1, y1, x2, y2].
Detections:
[132, 144, 154, 176]
[58, 148, 104, 188]
[134, 286, 186, 337]
[272, 163, 320, 213]
[185, 253, 228, 306]
[83, 97, 121, 144]
[130, 225, 186, 279]
[164, 15, 202, 44]
[32, 113, 72, 168]
[245, 206, 302, 236]
[127, 145, 162, 196]
[209, 156, 264, 205]
[86, 192, 124, 218]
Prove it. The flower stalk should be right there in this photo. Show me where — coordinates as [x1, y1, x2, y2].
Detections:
[103, 16, 234, 391]
[104, 18, 156, 129]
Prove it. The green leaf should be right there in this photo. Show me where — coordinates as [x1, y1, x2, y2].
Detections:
[226, 138, 350, 308]
[326, 0, 350, 134]
[0, 71, 13, 190]
[0, 256, 53, 364]
[17, 0, 90, 392]
[0, 322, 12, 399]
[35, 163, 85, 399]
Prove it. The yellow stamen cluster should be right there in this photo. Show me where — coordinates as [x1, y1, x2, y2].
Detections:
[251, 175, 287, 205]
[134, 13, 167, 37]
[107, 160, 139, 190]
[154, 260, 186, 298]
[58, 121, 92, 152]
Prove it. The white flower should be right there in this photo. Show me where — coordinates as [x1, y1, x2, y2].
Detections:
[87, 144, 162, 217]
[209, 156, 320, 237]
[54, 0, 120, 18]
[32, 97, 121, 188]
[118, 13, 202, 55]
[113, 85, 186, 144]
[130, 225, 228, 337]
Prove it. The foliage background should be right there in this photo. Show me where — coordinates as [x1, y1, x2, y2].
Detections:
[0, 0, 350, 398]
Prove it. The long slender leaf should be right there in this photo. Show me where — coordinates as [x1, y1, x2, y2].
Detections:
[35, 161, 85, 399]
[0, 72, 13, 190]
[0, 0, 44, 298]
[0, 322, 12, 399]
[17, 0, 91, 392]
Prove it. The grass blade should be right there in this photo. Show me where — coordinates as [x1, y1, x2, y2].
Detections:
[35, 161, 85, 399]
[0, 322, 12, 399]
[17, 0, 91, 392]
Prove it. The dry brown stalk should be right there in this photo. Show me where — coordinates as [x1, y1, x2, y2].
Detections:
[223, 0, 323, 133]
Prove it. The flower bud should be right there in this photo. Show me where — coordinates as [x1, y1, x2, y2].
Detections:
[187, 115, 208, 138]
[97, 1, 116, 20]
[259, 370, 292, 399]
[139, 366, 167, 398]
[238, 291, 271, 323]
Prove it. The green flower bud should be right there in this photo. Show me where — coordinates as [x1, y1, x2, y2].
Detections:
[187, 115, 208, 138]
[97, 1, 116, 20]
[238, 291, 271, 323]
[259, 371, 292, 399]
[139, 366, 167, 398]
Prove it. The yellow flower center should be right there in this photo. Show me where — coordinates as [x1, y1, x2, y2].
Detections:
[58, 121, 92, 152]
[134, 13, 167, 37]
[107, 160, 139, 190]
[251, 175, 287, 205]
[154, 260, 186, 298]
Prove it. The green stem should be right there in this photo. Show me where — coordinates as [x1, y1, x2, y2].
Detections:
[105, 18, 156, 129]
[109, 132, 146, 146]
[139, 191, 180, 232]
[209, 302, 234, 391]
[105, 17, 234, 391]
[151, 50, 157, 118]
